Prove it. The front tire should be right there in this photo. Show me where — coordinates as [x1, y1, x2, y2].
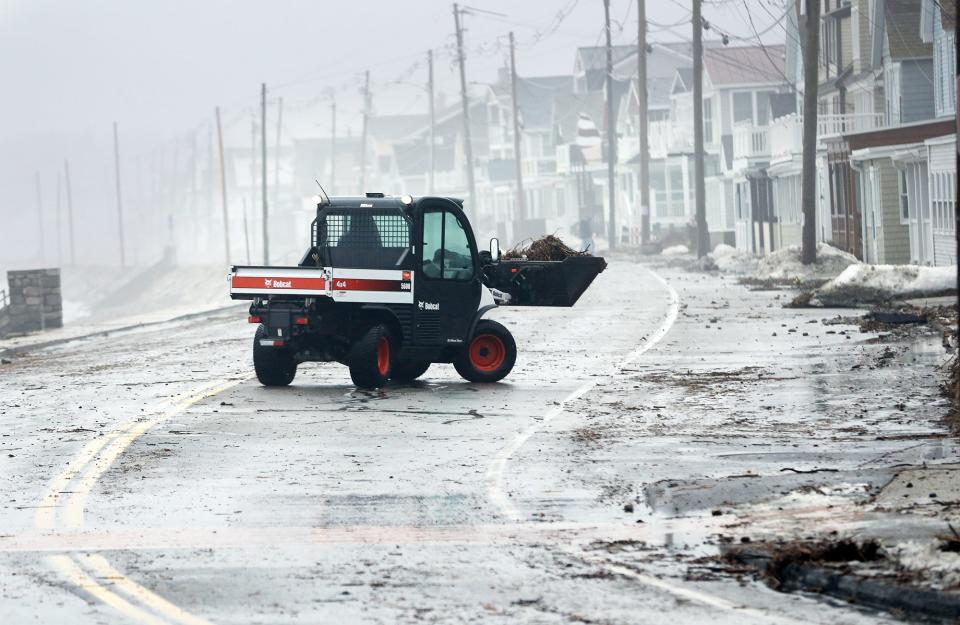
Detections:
[253, 324, 297, 387]
[348, 324, 393, 389]
[454, 319, 516, 383]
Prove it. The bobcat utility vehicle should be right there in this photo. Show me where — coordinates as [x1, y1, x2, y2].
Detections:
[229, 193, 606, 389]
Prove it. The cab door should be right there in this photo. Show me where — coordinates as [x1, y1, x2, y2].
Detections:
[414, 205, 481, 347]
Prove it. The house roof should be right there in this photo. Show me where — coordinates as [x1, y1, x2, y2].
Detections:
[576, 45, 636, 73]
[885, 0, 933, 59]
[553, 91, 607, 145]
[516, 75, 574, 129]
[703, 44, 786, 86]
[672, 68, 694, 94]
[368, 115, 429, 143]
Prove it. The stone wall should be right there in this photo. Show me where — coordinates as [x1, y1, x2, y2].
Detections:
[1, 269, 63, 337]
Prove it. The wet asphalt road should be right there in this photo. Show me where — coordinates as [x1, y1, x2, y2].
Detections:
[1, 258, 941, 624]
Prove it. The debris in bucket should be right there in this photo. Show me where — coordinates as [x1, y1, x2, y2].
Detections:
[502, 235, 591, 261]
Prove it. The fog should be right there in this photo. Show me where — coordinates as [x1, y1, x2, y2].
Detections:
[0, 0, 781, 271]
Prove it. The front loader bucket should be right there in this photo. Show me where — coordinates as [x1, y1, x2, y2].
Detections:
[483, 256, 607, 306]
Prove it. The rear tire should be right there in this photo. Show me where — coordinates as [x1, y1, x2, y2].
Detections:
[253, 324, 297, 387]
[348, 324, 393, 389]
[454, 319, 516, 383]
[391, 359, 430, 383]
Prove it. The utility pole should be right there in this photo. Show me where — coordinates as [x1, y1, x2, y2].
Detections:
[242, 198, 251, 264]
[215, 106, 231, 264]
[509, 31, 526, 229]
[261, 83, 269, 265]
[800, 0, 820, 265]
[359, 70, 371, 194]
[250, 116, 257, 248]
[273, 96, 283, 216]
[330, 97, 337, 194]
[638, 0, 651, 244]
[603, 0, 617, 249]
[692, 0, 708, 257]
[453, 3, 477, 210]
[55, 172, 62, 266]
[64, 159, 75, 267]
[428, 48, 436, 194]
[34, 171, 45, 266]
[113, 121, 127, 268]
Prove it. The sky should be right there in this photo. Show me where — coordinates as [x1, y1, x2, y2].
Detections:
[0, 0, 786, 267]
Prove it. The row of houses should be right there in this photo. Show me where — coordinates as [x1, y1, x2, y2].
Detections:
[218, 0, 955, 267]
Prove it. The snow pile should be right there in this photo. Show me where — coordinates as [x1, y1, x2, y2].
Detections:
[812, 264, 957, 306]
[708, 244, 758, 274]
[756, 243, 859, 281]
[662, 244, 689, 257]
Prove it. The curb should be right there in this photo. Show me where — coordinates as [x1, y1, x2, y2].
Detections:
[729, 549, 960, 623]
[0, 304, 245, 359]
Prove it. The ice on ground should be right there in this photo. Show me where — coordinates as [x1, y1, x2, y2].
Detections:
[756, 243, 859, 281]
[813, 264, 957, 305]
[662, 244, 689, 257]
[708, 244, 758, 274]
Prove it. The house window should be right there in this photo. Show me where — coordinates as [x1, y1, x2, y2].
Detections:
[733, 92, 753, 124]
[898, 169, 910, 221]
[931, 171, 957, 234]
[668, 166, 685, 217]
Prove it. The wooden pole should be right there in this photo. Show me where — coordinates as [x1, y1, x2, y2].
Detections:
[330, 98, 337, 194]
[603, 0, 617, 249]
[360, 70, 371, 194]
[510, 31, 526, 229]
[273, 96, 283, 216]
[638, 0, 651, 244]
[453, 3, 477, 209]
[800, 0, 820, 265]
[113, 121, 127, 268]
[428, 48, 436, 194]
[216, 106, 231, 264]
[64, 159, 76, 267]
[34, 171, 45, 266]
[693, 0, 708, 257]
[261, 83, 269, 265]
[55, 171, 63, 266]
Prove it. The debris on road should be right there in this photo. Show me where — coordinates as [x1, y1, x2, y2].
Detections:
[502, 234, 591, 261]
[661, 244, 689, 257]
[806, 264, 957, 307]
[723, 538, 960, 622]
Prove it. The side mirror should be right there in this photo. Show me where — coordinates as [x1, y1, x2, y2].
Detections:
[489, 237, 501, 261]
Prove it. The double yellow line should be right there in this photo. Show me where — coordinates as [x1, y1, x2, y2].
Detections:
[34, 378, 244, 625]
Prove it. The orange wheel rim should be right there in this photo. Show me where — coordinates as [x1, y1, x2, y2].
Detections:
[376, 336, 390, 376]
[469, 334, 505, 372]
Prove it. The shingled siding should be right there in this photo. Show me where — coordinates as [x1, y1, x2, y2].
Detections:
[900, 60, 936, 123]
[878, 159, 911, 265]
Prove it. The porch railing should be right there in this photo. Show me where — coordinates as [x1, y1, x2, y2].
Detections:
[732, 121, 770, 161]
[817, 112, 885, 137]
[770, 113, 803, 160]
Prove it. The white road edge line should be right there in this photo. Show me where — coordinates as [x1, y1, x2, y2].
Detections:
[483, 266, 807, 622]
[484, 265, 680, 522]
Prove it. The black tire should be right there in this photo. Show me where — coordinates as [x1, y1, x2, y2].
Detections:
[454, 319, 516, 383]
[253, 324, 297, 387]
[348, 324, 393, 389]
[391, 359, 430, 383]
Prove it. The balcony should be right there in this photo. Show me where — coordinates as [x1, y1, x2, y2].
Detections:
[732, 121, 770, 166]
[817, 112, 885, 137]
[770, 113, 803, 162]
[767, 112, 888, 163]
[649, 120, 693, 156]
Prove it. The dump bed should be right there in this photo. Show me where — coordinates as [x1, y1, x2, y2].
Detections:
[229, 265, 413, 304]
[482, 256, 606, 307]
